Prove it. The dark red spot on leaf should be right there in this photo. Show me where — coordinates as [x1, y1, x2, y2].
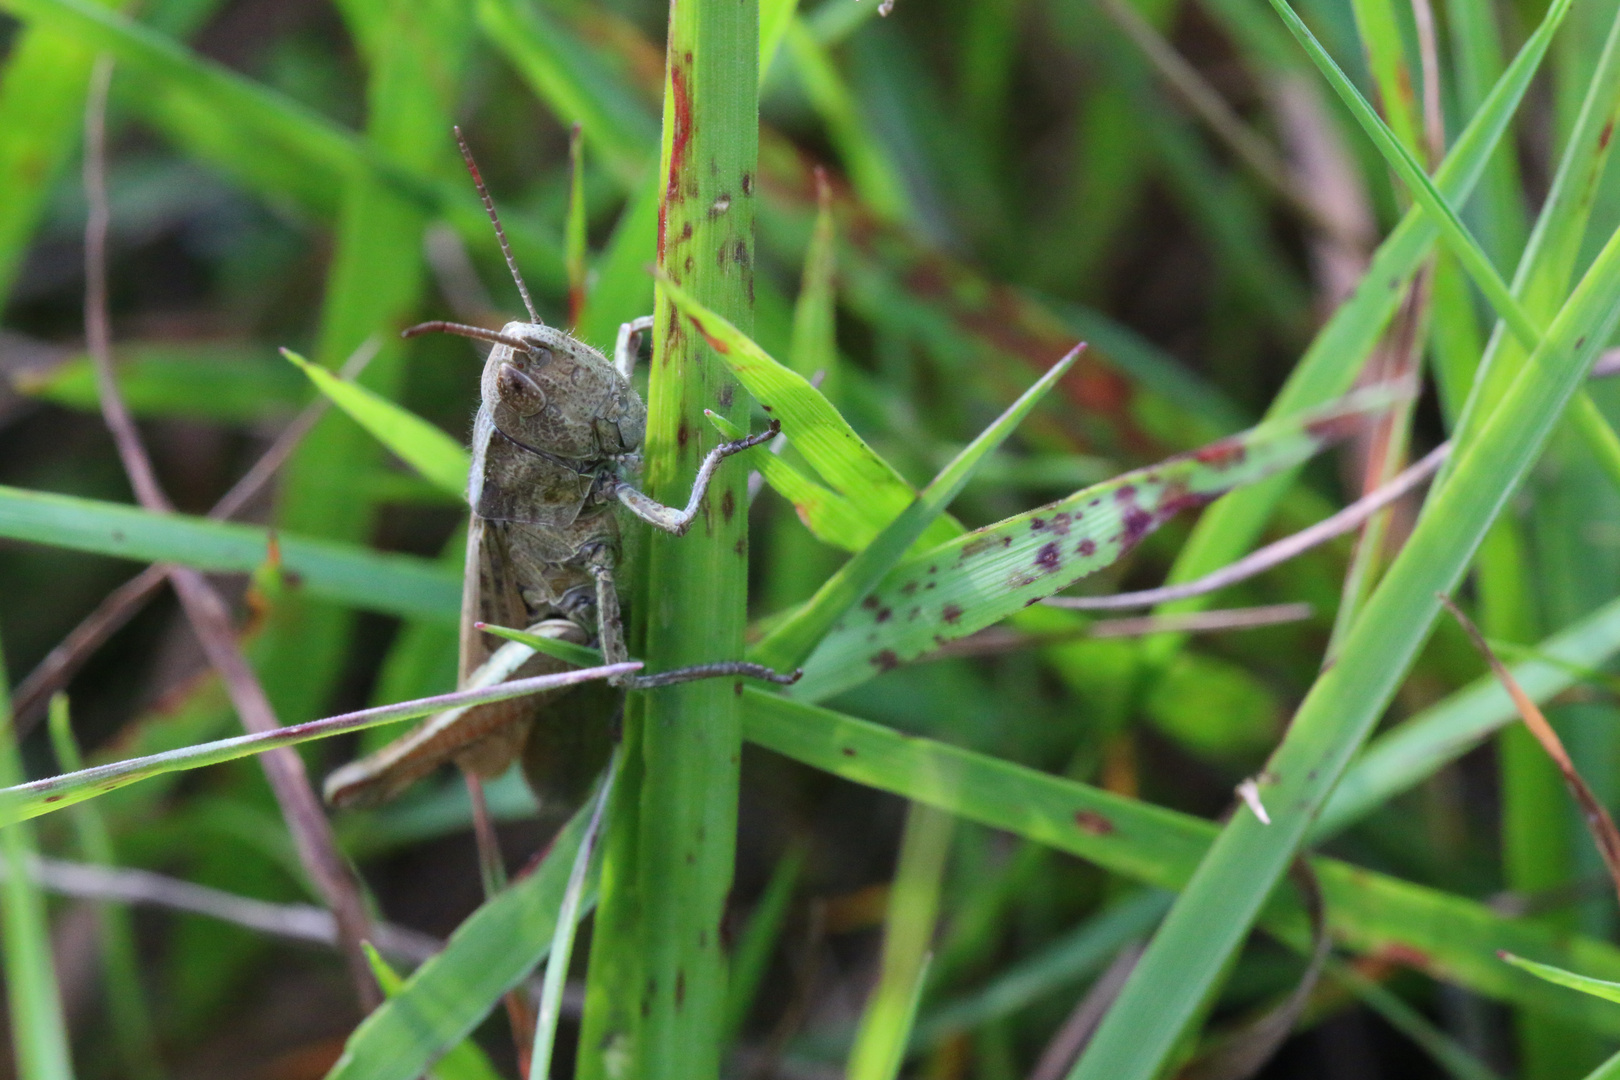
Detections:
[1075, 810, 1114, 835]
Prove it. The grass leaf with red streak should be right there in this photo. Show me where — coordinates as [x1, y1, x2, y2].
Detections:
[1441, 596, 1620, 905]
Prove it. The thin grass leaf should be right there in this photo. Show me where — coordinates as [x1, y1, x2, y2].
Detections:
[1319, 593, 1620, 836]
[759, 0, 799, 80]
[738, 690, 1620, 1035]
[912, 890, 1172, 1049]
[721, 845, 805, 1045]
[0, 634, 73, 1080]
[789, 170, 838, 386]
[326, 801, 599, 1080]
[751, 345, 1080, 671]
[15, 344, 304, 424]
[1145, 0, 1572, 639]
[0, 663, 636, 828]
[792, 384, 1406, 701]
[785, 18, 910, 223]
[659, 272, 958, 546]
[847, 803, 951, 1080]
[47, 697, 162, 1080]
[0, 485, 459, 622]
[0, 19, 122, 304]
[575, 173, 659, 349]
[710, 411, 878, 548]
[474, 0, 658, 190]
[283, 348, 470, 497]
[1066, 184, 1620, 1080]
[1442, 597, 1620, 902]
[1448, 1, 1620, 457]
[1500, 954, 1620, 1005]
[0, 0, 563, 281]
[529, 750, 616, 1080]
[361, 945, 503, 1080]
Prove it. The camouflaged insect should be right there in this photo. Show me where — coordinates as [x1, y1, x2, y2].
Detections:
[323, 132, 792, 813]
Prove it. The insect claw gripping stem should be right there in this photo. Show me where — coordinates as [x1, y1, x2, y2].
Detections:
[615, 420, 782, 535]
[587, 553, 799, 688]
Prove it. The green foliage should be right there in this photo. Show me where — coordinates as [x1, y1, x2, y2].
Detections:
[3, 0, 1620, 1075]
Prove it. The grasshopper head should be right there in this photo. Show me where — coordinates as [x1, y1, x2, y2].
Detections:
[483, 322, 646, 461]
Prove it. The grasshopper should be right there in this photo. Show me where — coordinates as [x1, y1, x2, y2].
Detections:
[323, 130, 794, 812]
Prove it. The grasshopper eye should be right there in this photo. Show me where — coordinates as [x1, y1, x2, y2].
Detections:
[496, 363, 548, 416]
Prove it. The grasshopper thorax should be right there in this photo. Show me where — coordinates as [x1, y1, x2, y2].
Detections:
[482, 322, 646, 463]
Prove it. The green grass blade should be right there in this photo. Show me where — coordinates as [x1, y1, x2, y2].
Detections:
[738, 690, 1620, 1035]
[784, 18, 910, 223]
[788, 173, 838, 386]
[1501, 953, 1620, 1005]
[1446, 0, 1529, 269]
[750, 345, 1079, 670]
[529, 751, 615, 1080]
[0, 9, 131, 304]
[1268, 0, 1539, 350]
[360, 945, 503, 1080]
[0, 0, 562, 283]
[791, 385, 1405, 701]
[17, 343, 306, 424]
[759, 0, 799, 81]
[567, 123, 588, 327]
[660, 272, 959, 546]
[709, 410, 876, 549]
[576, 0, 760, 1071]
[1319, 593, 1620, 836]
[0, 663, 635, 827]
[326, 801, 597, 1080]
[1584, 1050, 1620, 1080]
[1144, 0, 1572, 642]
[1449, 2, 1620, 458]
[721, 845, 804, 1045]
[283, 348, 470, 497]
[0, 634, 73, 1080]
[575, 172, 659, 349]
[1066, 214, 1620, 1080]
[847, 803, 951, 1080]
[0, 485, 459, 622]
[912, 890, 1171, 1048]
[47, 697, 162, 1080]
[474, 0, 658, 190]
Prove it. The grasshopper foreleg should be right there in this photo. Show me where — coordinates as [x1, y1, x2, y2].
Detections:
[586, 554, 799, 688]
[613, 421, 780, 536]
[613, 315, 655, 382]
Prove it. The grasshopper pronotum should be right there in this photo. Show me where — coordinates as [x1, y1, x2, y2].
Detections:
[323, 130, 795, 812]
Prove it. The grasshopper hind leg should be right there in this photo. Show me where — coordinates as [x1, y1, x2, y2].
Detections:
[585, 556, 799, 689]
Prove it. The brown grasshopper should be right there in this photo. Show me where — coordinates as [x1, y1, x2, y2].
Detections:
[323, 130, 794, 812]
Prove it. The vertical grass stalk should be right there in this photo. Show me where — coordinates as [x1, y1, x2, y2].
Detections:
[579, 0, 758, 1074]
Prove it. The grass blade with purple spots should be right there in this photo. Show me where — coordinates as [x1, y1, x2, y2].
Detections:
[789, 382, 1410, 701]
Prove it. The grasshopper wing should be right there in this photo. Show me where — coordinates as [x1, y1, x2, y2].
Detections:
[321, 518, 579, 808]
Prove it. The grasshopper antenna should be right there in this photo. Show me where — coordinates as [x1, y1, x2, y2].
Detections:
[403, 320, 535, 353]
[453, 124, 541, 326]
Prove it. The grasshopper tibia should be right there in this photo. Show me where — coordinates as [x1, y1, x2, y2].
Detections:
[624, 662, 802, 688]
[614, 420, 781, 536]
